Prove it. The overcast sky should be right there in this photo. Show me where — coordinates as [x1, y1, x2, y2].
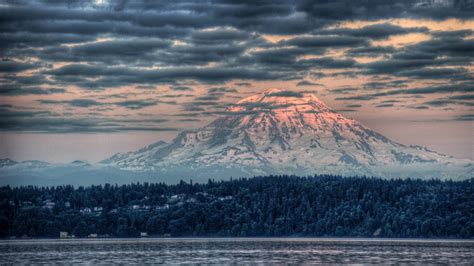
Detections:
[0, 0, 473, 162]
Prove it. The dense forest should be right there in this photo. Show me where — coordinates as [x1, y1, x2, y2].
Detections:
[0, 175, 473, 239]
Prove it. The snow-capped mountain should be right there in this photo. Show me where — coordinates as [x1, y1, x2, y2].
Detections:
[0, 159, 50, 170]
[102, 88, 472, 180]
[0, 158, 149, 186]
[0, 158, 18, 168]
[0, 88, 471, 186]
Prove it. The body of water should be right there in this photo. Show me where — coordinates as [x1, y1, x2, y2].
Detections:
[0, 238, 473, 264]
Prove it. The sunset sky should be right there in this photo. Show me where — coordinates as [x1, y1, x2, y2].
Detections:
[0, 0, 473, 163]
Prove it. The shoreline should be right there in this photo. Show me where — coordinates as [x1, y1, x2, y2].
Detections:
[1, 237, 474, 243]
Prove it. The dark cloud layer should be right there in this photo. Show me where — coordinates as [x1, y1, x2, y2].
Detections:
[336, 83, 474, 101]
[0, 105, 176, 133]
[297, 80, 321, 87]
[455, 114, 474, 121]
[363, 32, 474, 78]
[0, 87, 66, 96]
[0, 0, 473, 132]
[268, 90, 304, 98]
[39, 98, 165, 110]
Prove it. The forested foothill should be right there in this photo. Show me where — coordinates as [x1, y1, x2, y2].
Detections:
[0, 175, 473, 239]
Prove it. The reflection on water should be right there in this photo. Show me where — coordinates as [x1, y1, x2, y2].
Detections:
[0, 238, 473, 264]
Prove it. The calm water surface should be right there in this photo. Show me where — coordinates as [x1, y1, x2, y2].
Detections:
[0, 238, 473, 264]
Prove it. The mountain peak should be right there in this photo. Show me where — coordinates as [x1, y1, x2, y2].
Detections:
[230, 88, 331, 113]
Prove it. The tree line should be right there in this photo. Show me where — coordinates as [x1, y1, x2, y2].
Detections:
[0, 175, 473, 238]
